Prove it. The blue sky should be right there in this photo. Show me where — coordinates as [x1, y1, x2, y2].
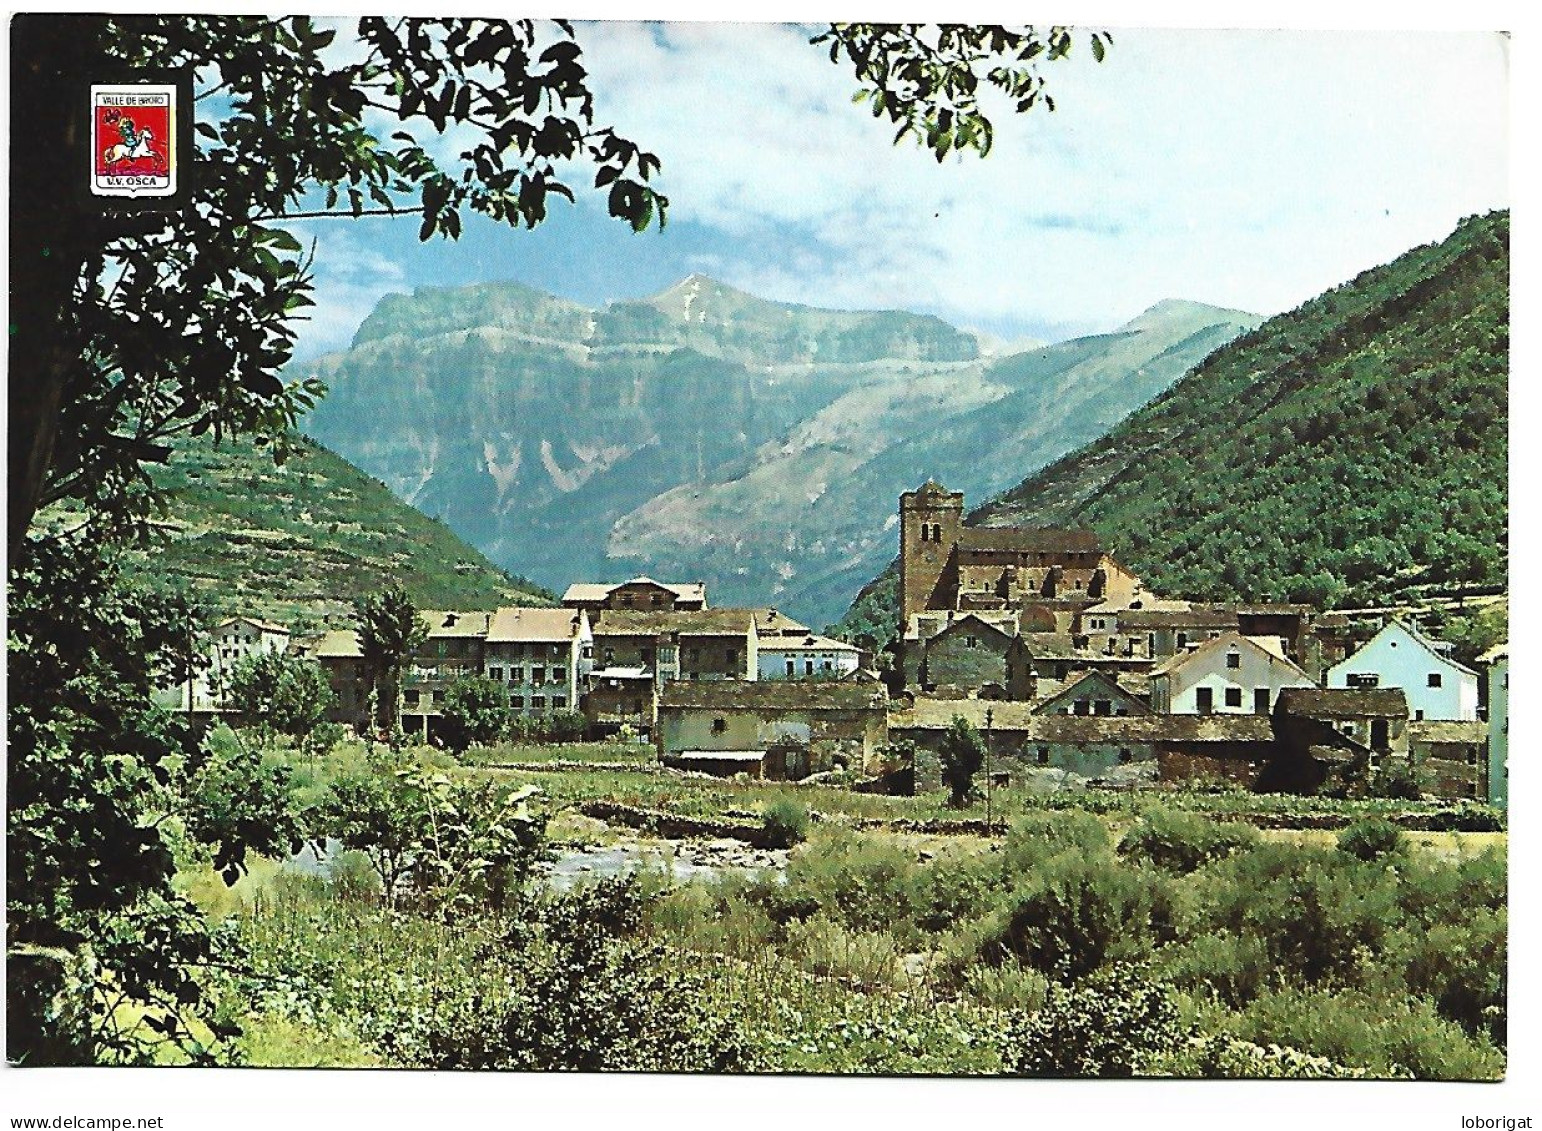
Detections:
[284, 19, 1509, 361]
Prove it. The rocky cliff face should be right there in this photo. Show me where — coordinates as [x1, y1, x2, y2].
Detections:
[301, 276, 1258, 627]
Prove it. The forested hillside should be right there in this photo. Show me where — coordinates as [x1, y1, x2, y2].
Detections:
[841, 211, 1508, 644]
[116, 433, 554, 627]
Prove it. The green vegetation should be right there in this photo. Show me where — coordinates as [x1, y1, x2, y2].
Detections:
[939, 715, 986, 808]
[841, 212, 1508, 645]
[116, 431, 554, 625]
[225, 650, 335, 752]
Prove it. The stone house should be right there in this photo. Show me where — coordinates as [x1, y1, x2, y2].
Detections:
[1267, 687, 1410, 794]
[562, 577, 707, 614]
[905, 612, 1017, 695]
[1327, 619, 1479, 721]
[656, 680, 890, 780]
[887, 697, 1275, 789]
[299, 628, 369, 730]
[483, 606, 592, 717]
[1149, 632, 1316, 716]
[1408, 719, 1490, 801]
[401, 610, 491, 740]
[1031, 670, 1152, 717]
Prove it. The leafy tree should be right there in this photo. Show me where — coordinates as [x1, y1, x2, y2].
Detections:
[815, 24, 1111, 161]
[10, 15, 670, 554]
[353, 586, 429, 736]
[177, 727, 308, 886]
[315, 760, 546, 911]
[224, 649, 335, 749]
[437, 674, 512, 753]
[939, 715, 986, 808]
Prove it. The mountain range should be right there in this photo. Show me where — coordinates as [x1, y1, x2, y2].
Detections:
[300, 275, 1260, 626]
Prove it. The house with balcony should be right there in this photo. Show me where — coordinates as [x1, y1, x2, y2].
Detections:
[483, 606, 592, 718]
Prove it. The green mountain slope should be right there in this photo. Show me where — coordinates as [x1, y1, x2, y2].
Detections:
[840, 211, 1509, 645]
[122, 432, 553, 627]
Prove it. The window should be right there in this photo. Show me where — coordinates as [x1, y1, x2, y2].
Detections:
[1428, 673, 1443, 688]
[1254, 688, 1271, 714]
[1176, 632, 1188, 650]
[511, 666, 523, 682]
[1226, 651, 1241, 669]
[553, 696, 566, 709]
[919, 524, 929, 543]
[1467, 748, 1479, 766]
[532, 695, 546, 710]
[786, 659, 795, 677]
[1094, 700, 1112, 717]
[1037, 746, 1050, 766]
[804, 660, 815, 675]
[965, 636, 979, 648]
[1118, 748, 1132, 765]
[1371, 719, 1389, 748]
[1196, 687, 1214, 715]
[1073, 700, 1090, 717]
[712, 717, 727, 734]
[1415, 709, 1425, 722]
[931, 524, 942, 541]
[511, 696, 524, 708]
[823, 660, 833, 672]
[1348, 673, 1379, 688]
[404, 690, 420, 707]
[603, 648, 615, 664]
[489, 666, 502, 681]
[1224, 687, 1242, 708]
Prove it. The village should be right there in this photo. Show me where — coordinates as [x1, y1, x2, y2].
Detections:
[158, 479, 1509, 809]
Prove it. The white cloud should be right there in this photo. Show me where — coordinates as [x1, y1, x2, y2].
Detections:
[570, 22, 1507, 334]
[284, 223, 410, 359]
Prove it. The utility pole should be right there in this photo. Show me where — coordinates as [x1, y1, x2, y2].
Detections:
[985, 706, 994, 836]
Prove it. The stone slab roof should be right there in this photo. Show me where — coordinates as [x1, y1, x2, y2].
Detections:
[1150, 632, 1309, 680]
[889, 697, 1274, 743]
[957, 527, 1102, 554]
[1409, 720, 1489, 745]
[1119, 605, 1240, 630]
[1276, 687, 1409, 719]
[759, 633, 861, 653]
[302, 629, 361, 659]
[659, 680, 888, 712]
[592, 609, 759, 637]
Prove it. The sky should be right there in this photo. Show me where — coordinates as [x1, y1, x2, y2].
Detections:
[282, 19, 1510, 361]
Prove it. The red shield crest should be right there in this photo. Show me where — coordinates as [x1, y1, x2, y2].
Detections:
[91, 84, 177, 197]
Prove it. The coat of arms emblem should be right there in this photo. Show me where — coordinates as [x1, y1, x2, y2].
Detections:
[91, 84, 177, 197]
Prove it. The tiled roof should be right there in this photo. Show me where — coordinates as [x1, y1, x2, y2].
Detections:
[1275, 687, 1408, 718]
[216, 615, 291, 635]
[487, 606, 585, 643]
[1119, 605, 1240, 629]
[957, 527, 1102, 554]
[659, 680, 888, 712]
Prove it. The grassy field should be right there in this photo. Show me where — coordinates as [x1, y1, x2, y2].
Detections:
[167, 733, 1506, 1077]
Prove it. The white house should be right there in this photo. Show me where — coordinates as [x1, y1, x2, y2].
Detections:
[1479, 641, 1508, 807]
[1327, 619, 1478, 722]
[1149, 632, 1315, 716]
[154, 615, 290, 713]
[757, 633, 862, 681]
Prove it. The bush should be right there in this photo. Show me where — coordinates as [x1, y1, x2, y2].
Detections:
[1394, 910, 1507, 1044]
[1233, 986, 1505, 1080]
[782, 833, 920, 936]
[938, 716, 985, 808]
[1005, 965, 1186, 1077]
[1159, 931, 1274, 1009]
[981, 855, 1172, 981]
[437, 675, 511, 753]
[1337, 817, 1406, 860]
[761, 799, 809, 848]
[1118, 809, 1258, 873]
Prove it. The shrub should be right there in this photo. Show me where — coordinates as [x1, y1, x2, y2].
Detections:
[939, 716, 985, 808]
[1005, 965, 1186, 1077]
[980, 855, 1170, 981]
[437, 675, 511, 753]
[1117, 809, 1258, 873]
[1233, 986, 1505, 1080]
[761, 799, 809, 848]
[1394, 910, 1507, 1044]
[1158, 932, 1274, 1009]
[782, 833, 920, 936]
[1337, 817, 1406, 860]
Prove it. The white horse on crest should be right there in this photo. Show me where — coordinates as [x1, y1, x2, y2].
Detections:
[103, 128, 164, 174]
